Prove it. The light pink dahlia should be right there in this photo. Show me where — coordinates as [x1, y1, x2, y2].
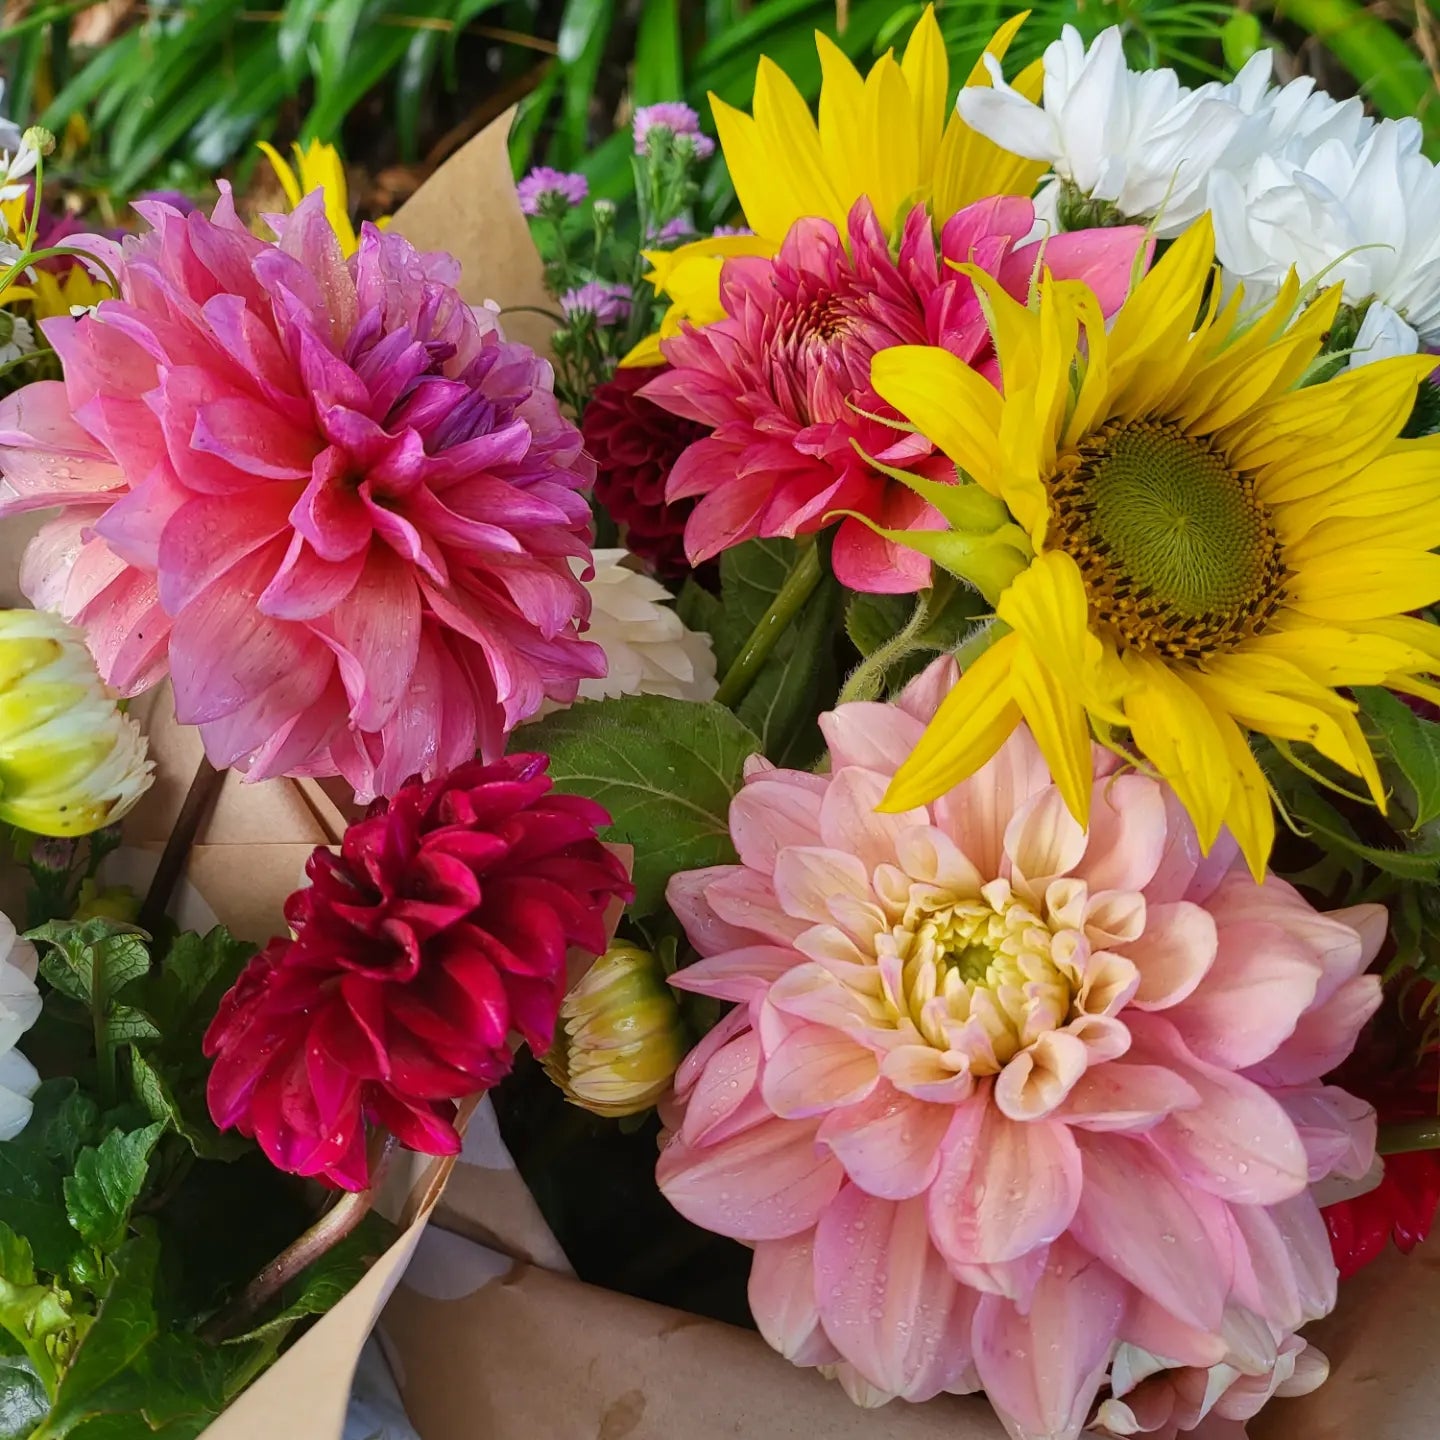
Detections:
[642, 197, 1147, 593]
[0, 189, 603, 801]
[657, 659, 1383, 1440]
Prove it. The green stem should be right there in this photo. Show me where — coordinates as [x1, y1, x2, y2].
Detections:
[953, 616, 1007, 672]
[92, 940, 115, 1111]
[1378, 1118, 1440, 1155]
[713, 539, 824, 709]
[838, 576, 953, 706]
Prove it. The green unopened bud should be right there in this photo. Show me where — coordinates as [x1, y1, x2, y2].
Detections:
[21, 127, 55, 158]
[1055, 179, 1127, 233]
[542, 944, 687, 1117]
[72, 879, 141, 925]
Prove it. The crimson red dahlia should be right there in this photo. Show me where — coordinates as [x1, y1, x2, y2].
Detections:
[582, 365, 708, 578]
[204, 755, 631, 1189]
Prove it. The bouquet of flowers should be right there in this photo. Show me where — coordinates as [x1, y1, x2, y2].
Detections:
[3, 8, 1440, 1439]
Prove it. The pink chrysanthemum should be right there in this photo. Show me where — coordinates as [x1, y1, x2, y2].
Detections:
[517, 167, 589, 216]
[642, 197, 1147, 593]
[658, 659, 1383, 1440]
[0, 189, 604, 801]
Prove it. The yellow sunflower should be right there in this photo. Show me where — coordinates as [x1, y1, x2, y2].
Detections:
[622, 5, 1045, 365]
[258, 139, 389, 258]
[870, 216, 1440, 876]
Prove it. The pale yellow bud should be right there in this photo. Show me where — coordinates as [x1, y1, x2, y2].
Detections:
[543, 944, 687, 1117]
[0, 610, 153, 836]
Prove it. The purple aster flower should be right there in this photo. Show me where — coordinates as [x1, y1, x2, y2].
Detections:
[712, 224, 754, 237]
[651, 216, 693, 243]
[517, 166, 589, 217]
[561, 281, 632, 326]
[633, 103, 714, 159]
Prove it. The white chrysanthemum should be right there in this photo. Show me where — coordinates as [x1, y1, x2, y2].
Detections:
[0, 310, 34, 365]
[0, 609, 154, 836]
[1209, 117, 1440, 365]
[0, 910, 41, 1142]
[574, 549, 717, 703]
[957, 25, 1265, 236]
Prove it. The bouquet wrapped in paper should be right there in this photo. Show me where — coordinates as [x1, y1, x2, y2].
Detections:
[4, 10, 1440, 1439]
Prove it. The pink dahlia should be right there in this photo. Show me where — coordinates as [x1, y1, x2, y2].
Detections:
[205, 754, 632, 1190]
[0, 189, 603, 801]
[658, 659, 1383, 1439]
[642, 197, 1147, 593]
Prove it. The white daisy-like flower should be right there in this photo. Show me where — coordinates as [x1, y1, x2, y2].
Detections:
[574, 549, 717, 704]
[0, 309, 35, 365]
[0, 910, 41, 1143]
[0, 81, 23, 162]
[1208, 117, 1440, 365]
[957, 24, 1265, 236]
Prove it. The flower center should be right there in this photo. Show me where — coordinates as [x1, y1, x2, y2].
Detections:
[880, 879, 1078, 1070]
[1049, 420, 1287, 662]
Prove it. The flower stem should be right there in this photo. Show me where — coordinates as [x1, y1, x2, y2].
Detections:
[714, 539, 823, 709]
[138, 757, 224, 938]
[1378, 1118, 1440, 1155]
[838, 576, 953, 706]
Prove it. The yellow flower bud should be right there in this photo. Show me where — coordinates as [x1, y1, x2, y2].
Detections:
[0, 611, 153, 837]
[72, 880, 142, 925]
[543, 944, 687, 1117]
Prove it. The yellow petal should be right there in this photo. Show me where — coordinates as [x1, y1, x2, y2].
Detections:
[1122, 654, 1232, 851]
[1248, 621, 1433, 687]
[883, 631, 1022, 810]
[1286, 548, 1440, 621]
[710, 93, 795, 242]
[871, 345, 1004, 488]
[816, 33, 869, 206]
[1011, 639, 1094, 826]
[751, 58, 846, 228]
[257, 140, 303, 210]
[901, 4, 949, 179]
[1274, 441, 1440, 543]
[862, 53, 922, 231]
[1206, 705, 1275, 881]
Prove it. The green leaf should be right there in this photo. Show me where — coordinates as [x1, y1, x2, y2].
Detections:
[0, 1146, 76, 1273]
[12, 1083, 99, 1171]
[711, 538, 797, 673]
[37, 1237, 160, 1439]
[60, 1333, 228, 1437]
[130, 1054, 248, 1163]
[63, 1126, 165, 1254]
[0, 1355, 48, 1439]
[1221, 8, 1264, 70]
[633, 0, 683, 106]
[0, 1222, 72, 1397]
[1358, 687, 1440, 828]
[523, 695, 761, 915]
[142, 930, 253, 1055]
[28, 922, 151, 1008]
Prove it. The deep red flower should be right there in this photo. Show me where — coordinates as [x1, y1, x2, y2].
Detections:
[204, 754, 632, 1190]
[1323, 992, 1440, 1278]
[582, 364, 707, 578]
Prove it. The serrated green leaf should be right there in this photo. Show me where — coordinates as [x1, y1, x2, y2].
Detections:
[0, 1355, 48, 1439]
[0, 1146, 76, 1273]
[63, 1126, 164, 1254]
[38, 1236, 159, 1438]
[12, 1084, 99, 1171]
[1358, 687, 1440, 828]
[28, 922, 150, 1007]
[142, 930, 253, 1053]
[60, 1332, 227, 1437]
[130, 1054, 248, 1163]
[523, 695, 760, 915]
[845, 592, 909, 658]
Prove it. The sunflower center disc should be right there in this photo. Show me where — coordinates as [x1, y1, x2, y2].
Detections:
[1050, 420, 1286, 662]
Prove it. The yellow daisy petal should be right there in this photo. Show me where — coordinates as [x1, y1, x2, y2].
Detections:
[883, 632, 1023, 811]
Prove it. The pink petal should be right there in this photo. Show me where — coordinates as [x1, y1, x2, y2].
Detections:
[814, 1186, 978, 1402]
[941, 726, 1052, 879]
[1145, 790, 1240, 905]
[818, 699, 926, 773]
[927, 1098, 1083, 1267]
[816, 1082, 952, 1200]
[680, 1030, 769, 1149]
[1069, 1132, 1232, 1333]
[729, 772, 825, 871]
[1003, 785, 1088, 893]
[1124, 901, 1218, 1010]
[1009, 227, 1151, 314]
[705, 867, 811, 947]
[156, 485, 301, 614]
[1119, 1294, 1228, 1370]
[831, 511, 933, 594]
[666, 865, 774, 955]
[770, 846, 875, 929]
[1272, 1083, 1376, 1183]
[1226, 1203, 1304, 1333]
[670, 945, 803, 1004]
[1074, 774, 1168, 893]
[1249, 973, 1381, 1087]
[1058, 1061, 1201, 1133]
[749, 1230, 839, 1367]
[819, 766, 926, 874]
[761, 1023, 880, 1119]
[1132, 1018, 1309, 1205]
[656, 1114, 843, 1242]
[1166, 920, 1321, 1069]
[971, 1236, 1128, 1440]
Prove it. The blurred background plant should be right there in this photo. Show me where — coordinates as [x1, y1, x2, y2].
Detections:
[0, 0, 1436, 236]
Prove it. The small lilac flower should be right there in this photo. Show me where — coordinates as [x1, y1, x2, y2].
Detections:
[651, 216, 693, 243]
[633, 103, 714, 159]
[517, 166, 589, 217]
[712, 224, 754, 237]
[561, 281, 633, 326]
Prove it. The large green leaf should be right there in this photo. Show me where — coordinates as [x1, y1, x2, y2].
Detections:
[1358, 687, 1440, 829]
[63, 1126, 165, 1254]
[523, 695, 761, 915]
[0, 1145, 76, 1274]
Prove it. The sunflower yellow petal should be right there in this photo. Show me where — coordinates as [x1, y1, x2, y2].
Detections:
[861, 54, 923, 230]
[1249, 622, 1433, 687]
[751, 58, 847, 228]
[710, 93, 795, 241]
[258, 141, 303, 210]
[1011, 639, 1094, 826]
[1287, 549, 1440, 621]
[815, 33, 869, 204]
[901, 4, 949, 178]
[1273, 440, 1440, 543]
[871, 345, 1004, 488]
[1206, 706, 1275, 882]
[1122, 655, 1232, 851]
[883, 631, 1022, 810]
